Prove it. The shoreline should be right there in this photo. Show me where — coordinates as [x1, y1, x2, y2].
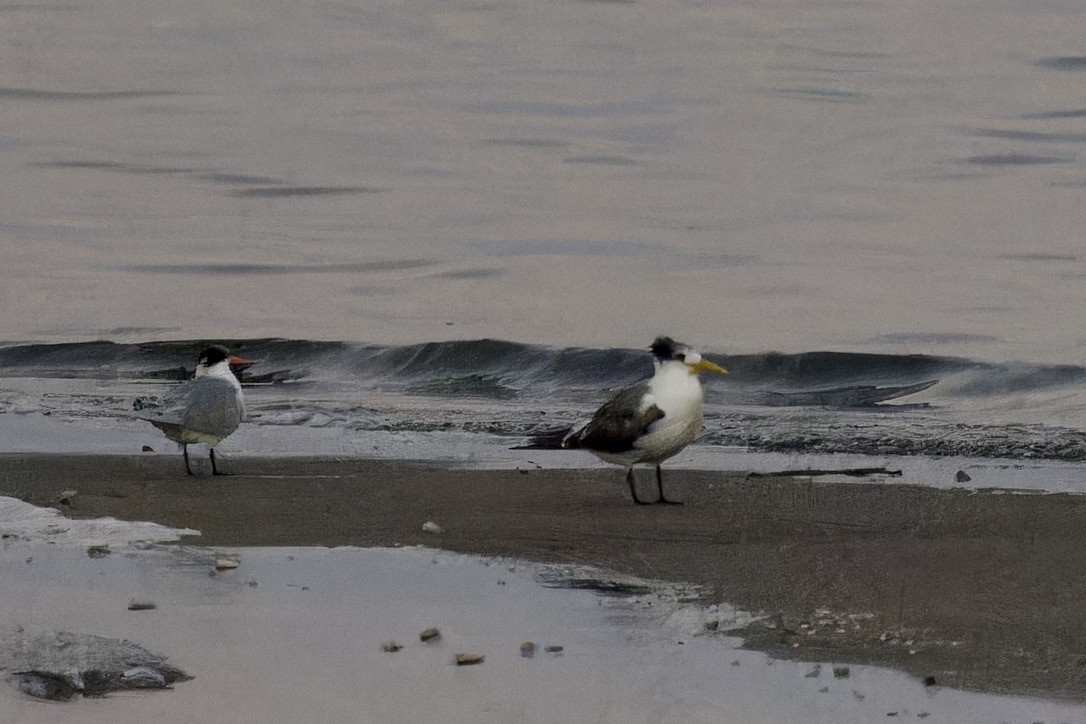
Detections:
[3, 452, 1086, 702]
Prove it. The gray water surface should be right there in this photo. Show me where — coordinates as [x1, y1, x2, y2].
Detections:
[1, 0, 1084, 361]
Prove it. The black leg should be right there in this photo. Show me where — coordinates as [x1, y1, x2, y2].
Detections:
[656, 464, 683, 505]
[627, 468, 650, 505]
[183, 444, 193, 475]
[210, 448, 221, 476]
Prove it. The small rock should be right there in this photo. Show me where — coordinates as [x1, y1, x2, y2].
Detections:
[818, 687, 829, 693]
[420, 627, 441, 642]
[454, 653, 484, 666]
[852, 689, 865, 701]
[381, 641, 403, 653]
[520, 642, 536, 657]
[805, 664, 821, 678]
[128, 600, 157, 611]
[87, 545, 111, 559]
[142, 445, 156, 453]
[422, 521, 444, 534]
[544, 645, 563, 654]
[955, 470, 972, 482]
[58, 490, 77, 506]
[214, 555, 239, 570]
[833, 666, 850, 679]
[923, 675, 937, 687]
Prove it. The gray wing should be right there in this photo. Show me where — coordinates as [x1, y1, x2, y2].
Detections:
[140, 377, 243, 437]
[571, 381, 664, 453]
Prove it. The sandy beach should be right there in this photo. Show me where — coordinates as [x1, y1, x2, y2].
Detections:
[3, 451, 1086, 712]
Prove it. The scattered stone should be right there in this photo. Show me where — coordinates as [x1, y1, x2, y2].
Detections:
[833, 666, 850, 679]
[454, 653, 484, 666]
[887, 712, 898, 717]
[422, 521, 444, 534]
[247, 580, 258, 588]
[805, 664, 821, 679]
[87, 545, 111, 559]
[141, 445, 156, 453]
[544, 645, 564, 654]
[923, 675, 938, 687]
[520, 642, 536, 657]
[420, 627, 441, 642]
[58, 490, 77, 506]
[955, 470, 972, 482]
[214, 555, 239, 571]
[381, 641, 403, 653]
[852, 689, 865, 701]
[731, 660, 741, 667]
[127, 600, 157, 611]
[818, 687, 829, 693]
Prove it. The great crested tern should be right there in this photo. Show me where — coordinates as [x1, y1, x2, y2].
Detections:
[138, 345, 251, 475]
[519, 337, 727, 504]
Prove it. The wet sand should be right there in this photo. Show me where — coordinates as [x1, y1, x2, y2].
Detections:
[3, 452, 1086, 702]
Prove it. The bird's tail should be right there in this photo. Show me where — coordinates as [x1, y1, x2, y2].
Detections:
[511, 425, 574, 450]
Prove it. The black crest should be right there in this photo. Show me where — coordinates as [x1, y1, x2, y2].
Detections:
[198, 345, 230, 366]
[650, 337, 683, 361]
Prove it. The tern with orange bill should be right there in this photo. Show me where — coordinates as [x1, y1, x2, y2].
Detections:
[138, 345, 252, 475]
[517, 337, 727, 505]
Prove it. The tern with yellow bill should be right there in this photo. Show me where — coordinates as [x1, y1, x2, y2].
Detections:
[518, 337, 727, 505]
[138, 345, 252, 475]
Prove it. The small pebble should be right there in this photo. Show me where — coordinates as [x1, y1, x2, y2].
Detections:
[128, 600, 157, 611]
[215, 555, 239, 570]
[420, 627, 441, 642]
[87, 545, 111, 559]
[544, 645, 564, 654]
[422, 521, 444, 534]
[955, 470, 972, 482]
[455, 653, 484, 666]
[381, 641, 403, 653]
[142, 445, 156, 453]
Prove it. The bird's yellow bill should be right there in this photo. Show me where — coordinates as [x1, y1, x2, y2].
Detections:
[689, 359, 728, 375]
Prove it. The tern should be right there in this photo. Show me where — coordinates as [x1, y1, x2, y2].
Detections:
[518, 337, 727, 504]
[138, 345, 251, 475]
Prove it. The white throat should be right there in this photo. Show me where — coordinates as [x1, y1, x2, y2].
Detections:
[196, 360, 240, 388]
[649, 360, 703, 402]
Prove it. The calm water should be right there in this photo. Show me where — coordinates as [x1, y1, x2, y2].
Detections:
[1, 0, 1085, 362]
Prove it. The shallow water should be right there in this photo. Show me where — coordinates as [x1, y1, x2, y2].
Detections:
[2, 526, 1084, 723]
[1, 0, 1085, 362]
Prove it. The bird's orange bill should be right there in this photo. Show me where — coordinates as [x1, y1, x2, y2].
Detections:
[228, 355, 256, 369]
[689, 359, 728, 375]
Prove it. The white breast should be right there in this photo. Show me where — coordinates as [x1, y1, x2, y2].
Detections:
[632, 362, 704, 463]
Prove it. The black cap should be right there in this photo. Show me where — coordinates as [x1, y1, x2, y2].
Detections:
[197, 345, 230, 366]
[650, 337, 684, 361]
